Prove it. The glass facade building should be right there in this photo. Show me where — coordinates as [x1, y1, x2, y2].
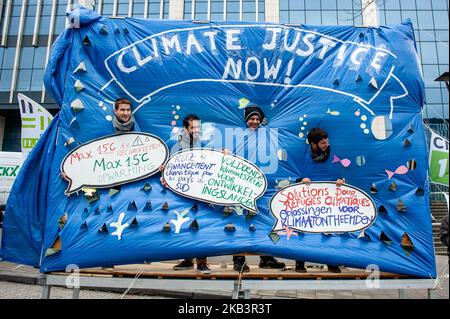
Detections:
[0, 0, 448, 151]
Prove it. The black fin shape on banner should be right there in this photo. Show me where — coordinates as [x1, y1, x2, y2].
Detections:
[80, 221, 88, 230]
[407, 125, 414, 133]
[389, 180, 398, 192]
[403, 139, 411, 147]
[249, 224, 256, 232]
[162, 202, 169, 211]
[401, 233, 414, 256]
[45, 247, 61, 257]
[380, 231, 392, 244]
[128, 201, 138, 211]
[82, 208, 89, 219]
[190, 219, 199, 231]
[224, 223, 236, 232]
[333, 79, 340, 86]
[130, 217, 139, 228]
[191, 203, 199, 212]
[246, 213, 254, 223]
[143, 201, 152, 211]
[356, 75, 363, 82]
[396, 199, 407, 212]
[141, 183, 152, 192]
[223, 206, 233, 217]
[114, 27, 120, 34]
[82, 35, 91, 46]
[109, 187, 120, 197]
[107, 205, 113, 214]
[401, 232, 414, 248]
[269, 232, 280, 244]
[378, 205, 388, 214]
[368, 77, 379, 89]
[86, 192, 100, 203]
[94, 207, 100, 215]
[248, 210, 258, 216]
[357, 230, 371, 241]
[415, 187, 424, 196]
[162, 223, 171, 232]
[123, 27, 129, 34]
[161, 188, 167, 194]
[99, 25, 108, 35]
[370, 183, 378, 194]
[98, 223, 108, 234]
[69, 117, 79, 128]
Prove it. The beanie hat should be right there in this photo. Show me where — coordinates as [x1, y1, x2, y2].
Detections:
[244, 106, 265, 122]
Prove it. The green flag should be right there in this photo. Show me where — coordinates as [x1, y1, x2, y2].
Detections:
[429, 130, 449, 186]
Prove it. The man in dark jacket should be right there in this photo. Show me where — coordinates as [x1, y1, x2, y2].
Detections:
[294, 128, 344, 273]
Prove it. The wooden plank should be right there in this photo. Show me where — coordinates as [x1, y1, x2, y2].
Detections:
[56, 262, 412, 281]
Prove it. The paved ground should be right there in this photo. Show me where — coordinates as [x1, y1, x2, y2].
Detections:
[0, 255, 447, 299]
[1, 229, 448, 299]
[0, 280, 168, 299]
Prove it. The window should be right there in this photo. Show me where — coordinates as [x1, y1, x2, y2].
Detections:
[281, 0, 357, 26]
[17, 69, 33, 91]
[0, 70, 13, 91]
[304, 0, 321, 10]
[420, 42, 438, 64]
[31, 69, 45, 91]
[322, 11, 338, 25]
[400, 0, 416, 10]
[305, 10, 321, 24]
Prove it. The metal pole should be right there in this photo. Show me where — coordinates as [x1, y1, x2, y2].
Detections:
[8, 0, 28, 103]
[41, 0, 58, 103]
[1, 0, 12, 47]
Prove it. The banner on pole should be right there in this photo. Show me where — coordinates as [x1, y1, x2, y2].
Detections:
[18, 94, 53, 157]
[429, 130, 449, 186]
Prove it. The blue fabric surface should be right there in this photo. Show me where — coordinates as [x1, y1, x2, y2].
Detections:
[1, 7, 435, 277]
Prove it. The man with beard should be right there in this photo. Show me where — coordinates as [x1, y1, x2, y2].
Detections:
[160, 114, 211, 274]
[294, 127, 344, 273]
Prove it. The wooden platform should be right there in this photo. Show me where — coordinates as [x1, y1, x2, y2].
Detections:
[53, 262, 412, 280]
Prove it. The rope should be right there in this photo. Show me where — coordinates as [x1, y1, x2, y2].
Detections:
[120, 265, 146, 299]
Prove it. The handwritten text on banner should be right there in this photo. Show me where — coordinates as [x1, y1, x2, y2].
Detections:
[61, 132, 168, 194]
[163, 149, 267, 212]
[270, 182, 376, 233]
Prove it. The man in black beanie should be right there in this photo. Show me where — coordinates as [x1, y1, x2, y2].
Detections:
[244, 105, 266, 130]
[232, 105, 286, 273]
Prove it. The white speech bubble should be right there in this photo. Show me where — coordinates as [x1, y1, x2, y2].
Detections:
[163, 149, 267, 212]
[61, 132, 168, 194]
[270, 182, 377, 233]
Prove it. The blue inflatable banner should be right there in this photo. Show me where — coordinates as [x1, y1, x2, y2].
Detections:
[1, 7, 436, 277]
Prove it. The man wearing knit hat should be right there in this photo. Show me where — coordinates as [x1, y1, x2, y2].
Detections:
[244, 105, 266, 130]
[232, 105, 286, 273]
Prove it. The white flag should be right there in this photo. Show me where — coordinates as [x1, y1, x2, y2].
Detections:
[18, 94, 54, 157]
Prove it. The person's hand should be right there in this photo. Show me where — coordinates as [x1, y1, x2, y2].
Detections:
[61, 172, 69, 181]
[336, 179, 345, 186]
[301, 177, 311, 185]
[160, 177, 168, 187]
[159, 164, 165, 172]
[222, 148, 230, 156]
